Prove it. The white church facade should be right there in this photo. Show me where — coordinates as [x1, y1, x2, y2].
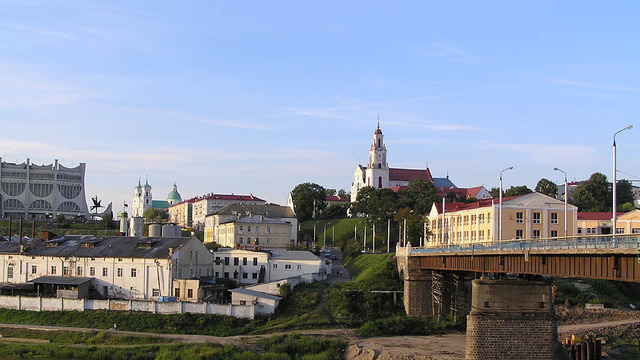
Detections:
[350, 123, 435, 201]
[131, 179, 182, 217]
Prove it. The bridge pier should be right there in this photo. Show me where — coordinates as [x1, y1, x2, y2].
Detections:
[432, 270, 472, 322]
[465, 279, 559, 360]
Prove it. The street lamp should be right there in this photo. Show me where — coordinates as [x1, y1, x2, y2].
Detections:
[499, 166, 513, 243]
[554, 167, 568, 238]
[613, 125, 633, 242]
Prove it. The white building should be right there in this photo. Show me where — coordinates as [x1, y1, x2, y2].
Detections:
[0, 235, 213, 300]
[211, 248, 330, 285]
[0, 158, 91, 219]
[132, 179, 182, 217]
[350, 124, 435, 202]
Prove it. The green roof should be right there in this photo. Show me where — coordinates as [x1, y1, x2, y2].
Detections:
[152, 200, 171, 209]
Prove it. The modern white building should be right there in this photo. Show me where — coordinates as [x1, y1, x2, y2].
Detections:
[0, 158, 90, 219]
[211, 248, 330, 285]
[0, 235, 214, 300]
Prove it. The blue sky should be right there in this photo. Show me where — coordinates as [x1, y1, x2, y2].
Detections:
[1, 1, 639, 212]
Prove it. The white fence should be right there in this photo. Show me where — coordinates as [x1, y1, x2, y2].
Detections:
[0, 295, 256, 319]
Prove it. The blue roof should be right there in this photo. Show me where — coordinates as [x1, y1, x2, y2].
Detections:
[433, 177, 457, 189]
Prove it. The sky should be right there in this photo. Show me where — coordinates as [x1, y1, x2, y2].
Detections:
[1, 1, 639, 213]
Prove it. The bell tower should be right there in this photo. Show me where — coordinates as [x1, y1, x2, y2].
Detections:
[365, 120, 389, 189]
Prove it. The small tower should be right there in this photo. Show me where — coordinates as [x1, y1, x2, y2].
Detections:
[119, 209, 128, 235]
[167, 182, 182, 205]
[365, 121, 389, 189]
[132, 177, 152, 217]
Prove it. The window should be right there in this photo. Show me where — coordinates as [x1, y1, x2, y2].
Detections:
[273, 264, 278, 269]
[632, 228, 640, 234]
[617, 228, 624, 234]
[187, 289, 193, 298]
[233, 257, 239, 266]
[239, 237, 243, 244]
[255, 227, 259, 233]
[239, 225, 243, 233]
[62, 266, 69, 276]
[31, 265, 37, 274]
[77, 266, 83, 276]
[551, 230, 558, 238]
[89, 267, 95, 276]
[131, 268, 137, 277]
[516, 212, 524, 224]
[266, 238, 271, 244]
[247, 226, 251, 233]
[117, 268, 123, 277]
[297, 265, 302, 270]
[533, 212, 541, 224]
[515, 230, 523, 239]
[152, 289, 160, 297]
[243, 257, 247, 266]
[266, 227, 270, 234]
[174, 288, 180, 297]
[224, 272, 229, 278]
[551, 213, 558, 224]
[253, 257, 258, 266]
[242, 273, 248, 279]
[533, 230, 541, 239]
[102, 267, 108, 276]
[578, 228, 582, 234]
[252, 272, 257, 279]
[285, 264, 291, 270]
[7, 266, 13, 279]
[224, 257, 229, 265]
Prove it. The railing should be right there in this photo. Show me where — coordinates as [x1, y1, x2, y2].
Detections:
[409, 234, 640, 255]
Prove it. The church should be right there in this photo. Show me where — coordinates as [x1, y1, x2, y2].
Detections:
[350, 123, 490, 202]
[131, 178, 182, 217]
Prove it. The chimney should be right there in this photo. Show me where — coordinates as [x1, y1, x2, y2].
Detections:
[168, 247, 173, 256]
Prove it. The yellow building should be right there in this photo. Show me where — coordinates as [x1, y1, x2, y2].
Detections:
[426, 192, 577, 246]
[217, 215, 293, 249]
[577, 210, 640, 235]
[617, 210, 640, 234]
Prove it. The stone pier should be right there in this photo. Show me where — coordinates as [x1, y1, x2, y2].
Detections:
[465, 279, 558, 360]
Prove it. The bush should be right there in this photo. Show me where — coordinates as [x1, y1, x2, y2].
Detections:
[357, 316, 446, 337]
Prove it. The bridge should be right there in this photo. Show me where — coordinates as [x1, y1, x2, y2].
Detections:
[396, 234, 640, 360]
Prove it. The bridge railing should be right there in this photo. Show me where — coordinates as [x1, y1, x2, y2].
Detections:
[410, 234, 640, 254]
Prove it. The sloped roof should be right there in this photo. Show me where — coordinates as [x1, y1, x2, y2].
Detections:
[432, 177, 456, 188]
[433, 196, 522, 214]
[30, 276, 93, 286]
[269, 249, 321, 261]
[389, 168, 433, 182]
[326, 195, 349, 203]
[577, 212, 614, 221]
[230, 287, 282, 301]
[212, 203, 295, 218]
[3, 235, 194, 259]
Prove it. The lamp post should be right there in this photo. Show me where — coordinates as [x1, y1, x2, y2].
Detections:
[499, 166, 513, 243]
[613, 125, 633, 243]
[554, 167, 568, 238]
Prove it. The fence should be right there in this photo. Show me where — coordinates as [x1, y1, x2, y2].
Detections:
[0, 295, 256, 319]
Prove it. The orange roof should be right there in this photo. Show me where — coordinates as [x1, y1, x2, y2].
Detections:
[326, 195, 349, 203]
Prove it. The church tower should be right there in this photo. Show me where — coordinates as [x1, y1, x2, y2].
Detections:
[132, 177, 152, 217]
[365, 121, 390, 189]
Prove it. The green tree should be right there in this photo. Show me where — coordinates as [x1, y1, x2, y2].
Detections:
[100, 212, 115, 229]
[504, 185, 533, 197]
[572, 172, 611, 212]
[398, 179, 439, 214]
[323, 203, 348, 219]
[291, 182, 327, 222]
[325, 188, 337, 196]
[143, 208, 169, 222]
[352, 187, 399, 221]
[489, 187, 501, 198]
[535, 178, 559, 197]
[337, 189, 349, 198]
[57, 214, 69, 228]
[616, 179, 635, 208]
[619, 202, 636, 212]
[394, 207, 424, 245]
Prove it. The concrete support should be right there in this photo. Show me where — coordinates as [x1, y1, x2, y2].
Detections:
[465, 279, 557, 360]
[403, 273, 433, 316]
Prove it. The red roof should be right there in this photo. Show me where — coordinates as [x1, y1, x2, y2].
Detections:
[432, 196, 521, 214]
[326, 195, 349, 203]
[577, 212, 614, 221]
[170, 193, 265, 208]
[389, 168, 433, 182]
[389, 186, 406, 193]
